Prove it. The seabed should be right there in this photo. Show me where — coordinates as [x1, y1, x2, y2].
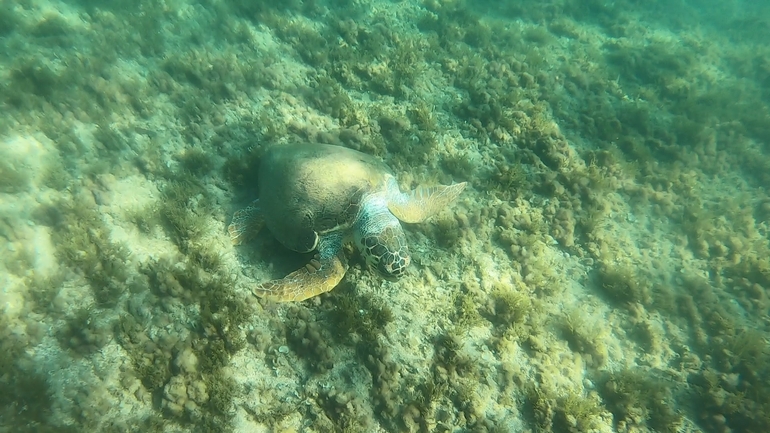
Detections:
[1, 1, 769, 432]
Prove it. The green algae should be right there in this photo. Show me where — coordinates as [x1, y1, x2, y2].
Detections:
[599, 369, 682, 432]
[0, 166, 30, 194]
[0, 317, 55, 431]
[0, 0, 769, 431]
[596, 264, 651, 306]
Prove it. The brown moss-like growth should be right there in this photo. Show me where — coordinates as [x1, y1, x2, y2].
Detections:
[450, 288, 485, 331]
[690, 365, 770, 433]
[49, 195, 132, 308]
[285, 306, 336, 373]
[316, 388, 374, 432]
[328, 284, 394, 348]
[0, 320, 55, 430]
[559, 309, 607, 366]
[177, 147, 215, 176]
[595, 264, 651, 306]
[490, 160, 530, 201]
[416, 332, 486, 431]
[158, 178, 213, 251]
[360, 340, 402, 430]
[599, 369, 682, 433]
[432, 216, 463, 249]
[222, 146, 262, 189]
[554, 391, 603, 432]
[523, 385, 555, 432]
[206, 374, 238, 418]
[57, 307, 113, 356]
[488, 286, 532, 340]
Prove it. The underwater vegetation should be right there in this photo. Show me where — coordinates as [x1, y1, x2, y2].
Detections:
[0, 0, 768, 431]
[0, 319, 56, 432]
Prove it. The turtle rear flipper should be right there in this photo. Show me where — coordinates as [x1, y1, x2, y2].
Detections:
[388, 181, 467, 223]
[228, 201, 264, 245]
[253, 233, 348, 302]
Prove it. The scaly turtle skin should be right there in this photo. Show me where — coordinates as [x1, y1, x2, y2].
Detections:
[228, 142, 466, 302]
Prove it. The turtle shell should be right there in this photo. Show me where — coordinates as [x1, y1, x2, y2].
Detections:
[258, 143, 393, 253]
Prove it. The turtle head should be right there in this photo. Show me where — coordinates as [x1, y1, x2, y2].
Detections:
[357, 226, 410, 280]
[355, 203, 410, 280]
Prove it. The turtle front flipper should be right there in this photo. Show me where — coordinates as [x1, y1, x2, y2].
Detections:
[253, 233, 348, 302]
[228, 200, 264, 245]
[387, 180, 467, 223]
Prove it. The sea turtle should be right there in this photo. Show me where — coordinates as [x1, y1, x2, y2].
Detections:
[228, 142, 466, 302]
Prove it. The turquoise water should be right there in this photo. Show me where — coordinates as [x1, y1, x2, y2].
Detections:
[1, 0, 769, 432]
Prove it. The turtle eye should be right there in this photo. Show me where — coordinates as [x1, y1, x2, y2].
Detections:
[371, 244, 387, 258]
[364, 237, 378, 248]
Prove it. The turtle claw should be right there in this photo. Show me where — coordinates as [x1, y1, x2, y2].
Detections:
[228, 201, 264, 245]
[252, 252, 348, 302]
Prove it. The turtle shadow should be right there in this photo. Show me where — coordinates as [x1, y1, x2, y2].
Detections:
[231, 229, 314, 280]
